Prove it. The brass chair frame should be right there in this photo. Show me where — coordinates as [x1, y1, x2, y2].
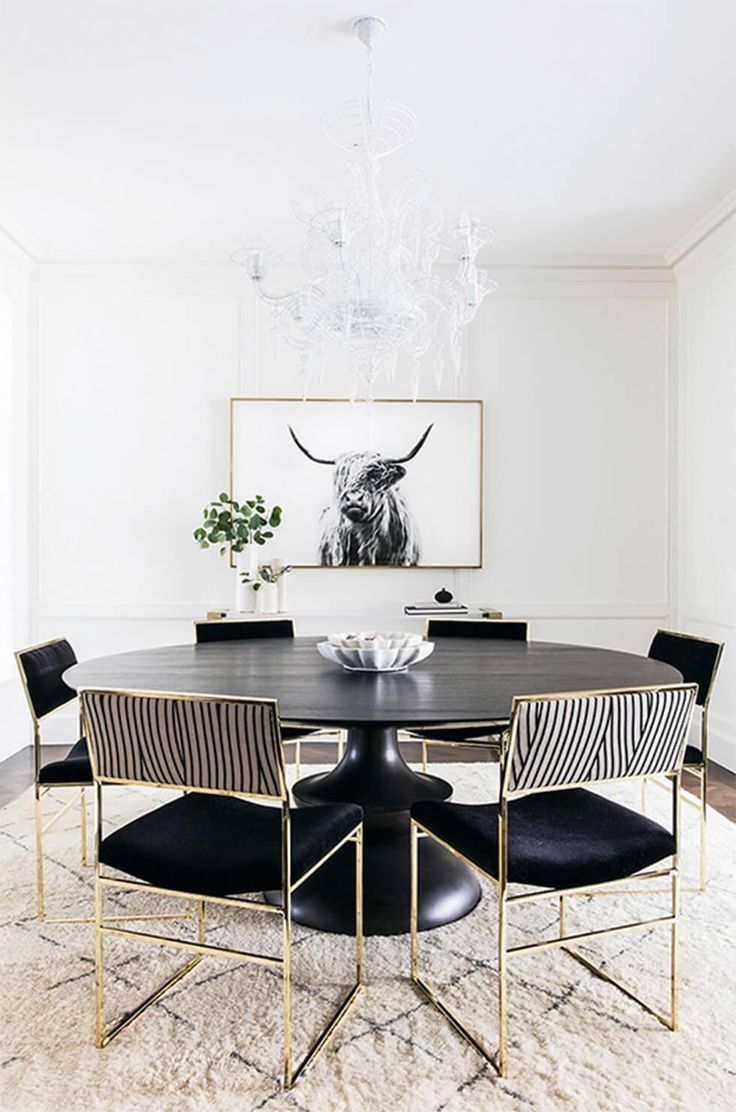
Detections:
[15, 639, 190, 929]
[410, 682, 697, 1077]
[414, 619, 529, 773]
[81, 687, 364, 1090]
[192, 618, 345, 775]
[15, 637, 92, 923]
[642, 630, 724, 891]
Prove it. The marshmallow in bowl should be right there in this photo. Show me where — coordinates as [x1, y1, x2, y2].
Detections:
[328, 631, 423, 650]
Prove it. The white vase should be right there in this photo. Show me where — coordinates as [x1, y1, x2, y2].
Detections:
[277, 575, 288, 613]
[258, 583, 278, 614]
[235, 547, 258, 612]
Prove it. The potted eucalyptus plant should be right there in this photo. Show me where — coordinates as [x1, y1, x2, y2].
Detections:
[193, 492, 283, 611]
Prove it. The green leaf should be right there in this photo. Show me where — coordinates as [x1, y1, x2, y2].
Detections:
[269, 507, 282, 527]
[262, 530, 273, 539]
[255, 536, 266, 545]
[219, 492, 229, 502]
[219, 546, 226, 556]
[246, 500, 255, 508]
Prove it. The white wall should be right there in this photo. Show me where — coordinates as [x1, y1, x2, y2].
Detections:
[28, 261, 677, 741]
[0, 231, 33, 759]
[673, 212, 736, 771]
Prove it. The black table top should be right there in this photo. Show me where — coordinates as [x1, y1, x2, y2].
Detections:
[65, 637, 682, 729]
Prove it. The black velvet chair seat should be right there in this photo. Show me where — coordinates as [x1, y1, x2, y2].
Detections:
[412, 788, 675, 890]
[38, 737, 92, 785]
[683, 745, 703, 767]
[409, 722, 507, 743]
[100, 793, 362, 897]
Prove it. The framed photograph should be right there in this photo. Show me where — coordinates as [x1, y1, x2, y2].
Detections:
[230, 398, 483, 568]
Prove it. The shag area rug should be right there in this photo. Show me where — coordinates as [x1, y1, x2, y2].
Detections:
[0, 765, 734, 1112]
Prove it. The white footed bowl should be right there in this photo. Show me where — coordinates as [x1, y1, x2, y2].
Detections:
[318, 640, 434, 673]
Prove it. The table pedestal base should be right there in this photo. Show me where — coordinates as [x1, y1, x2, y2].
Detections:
[280, 725, 481, 936]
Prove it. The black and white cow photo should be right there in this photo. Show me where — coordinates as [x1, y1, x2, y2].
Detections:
[288, 424, 433, 566]
[230, 399, 482, 568]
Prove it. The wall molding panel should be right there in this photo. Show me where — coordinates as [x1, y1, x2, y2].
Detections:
[673, 211, 736, 770]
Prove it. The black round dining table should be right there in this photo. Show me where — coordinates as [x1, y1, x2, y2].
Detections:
[66, 637, 680, 936]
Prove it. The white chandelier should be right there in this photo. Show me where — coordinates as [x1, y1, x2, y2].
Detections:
[232, 15, 496, 397]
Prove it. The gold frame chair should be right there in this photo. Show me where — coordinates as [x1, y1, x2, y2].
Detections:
[15, 637, 91, 923]
[414, 619, 530, 773]
[15, 639, 188, 929]
[643, 630, 725, 891]
[410, 682, 697, 1077]
[81, 687, 364, 1090]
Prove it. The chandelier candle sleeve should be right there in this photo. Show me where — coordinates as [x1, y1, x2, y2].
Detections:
[232, 16, 496, 395]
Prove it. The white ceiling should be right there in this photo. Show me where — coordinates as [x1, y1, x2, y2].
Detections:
[1, 0, 734, 262]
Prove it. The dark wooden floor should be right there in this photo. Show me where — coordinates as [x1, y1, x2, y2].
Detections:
[1, 740, 734, 819]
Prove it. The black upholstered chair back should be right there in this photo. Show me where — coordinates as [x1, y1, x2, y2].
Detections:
[427, 619, 529, 641]
[15, 638, 78, 721]
[195, 619, 295, 644]
[505, 685, 697, 796]
[81, 690, 286, 801]
[648, 631, 723, 707]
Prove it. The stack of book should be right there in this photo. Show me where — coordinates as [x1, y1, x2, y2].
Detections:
[404, 602, 502, 619]
[404, 600, 468, 616]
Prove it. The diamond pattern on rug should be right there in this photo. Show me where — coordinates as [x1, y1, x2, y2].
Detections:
[0, 765, 734, 1111]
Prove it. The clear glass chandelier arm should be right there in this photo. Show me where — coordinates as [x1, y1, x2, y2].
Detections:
[232, 16, 495, 396]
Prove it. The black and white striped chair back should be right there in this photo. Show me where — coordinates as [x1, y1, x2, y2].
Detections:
[506, 685, 697, 796]
[81, 690, 285, 800]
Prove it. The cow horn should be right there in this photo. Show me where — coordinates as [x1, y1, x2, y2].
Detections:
[288, 426, 335, 465]
[389, 424, 434, 464]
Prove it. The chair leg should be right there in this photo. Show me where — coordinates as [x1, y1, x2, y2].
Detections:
[294, 739, 301, 780]
[421, 739, 428, 774]
[283, 892, 293, 1088]
[410, 821, 419, 979]
[411, 824, 502, 1074]
[670, 865, 679, 1029]
[197, 900, 205, 944]
[498, 882, 508, 1077]
[641, 777, 648, 814]
[355, 826, 364, 985]
[80, 787, 88, 867]
[34, 787, 45, 922]
[338, 731, 345, 762]
[698, 767, 707, 892]
[94, 873, 105, 1048]
[559, 895, 565, 939]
